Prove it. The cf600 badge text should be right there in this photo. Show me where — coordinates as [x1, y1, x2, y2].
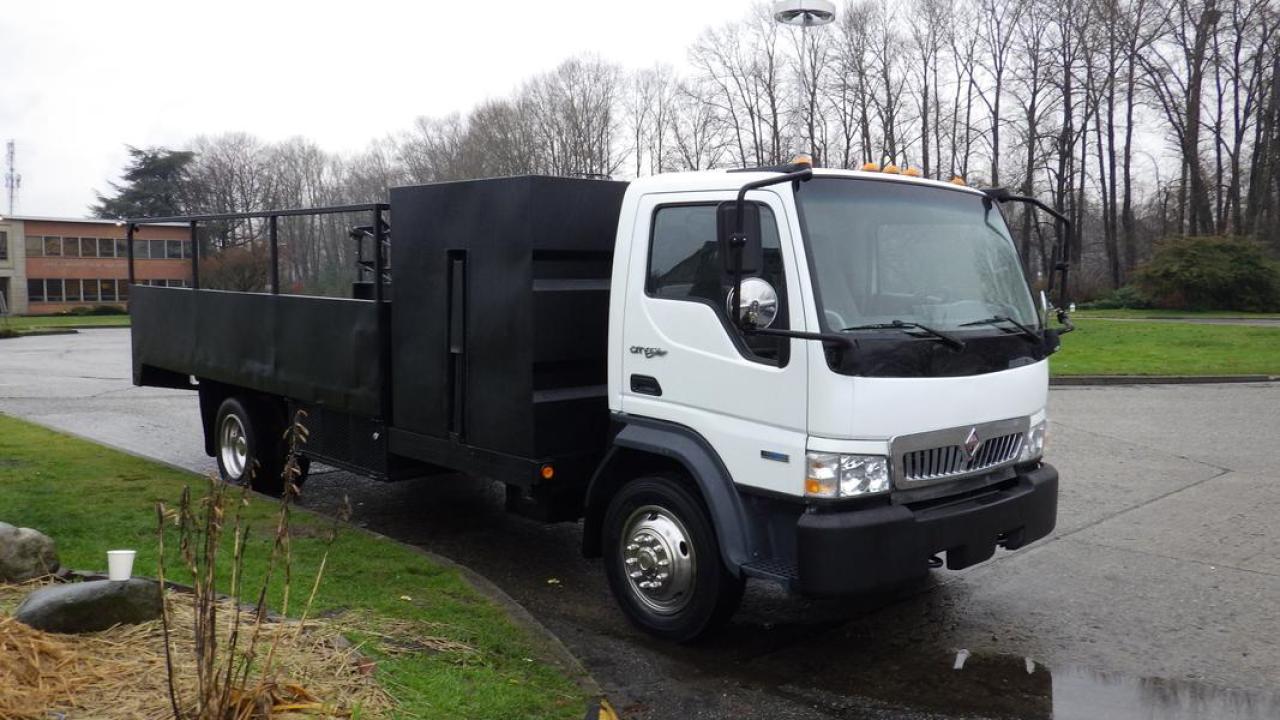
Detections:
[629, 346, 668, 359]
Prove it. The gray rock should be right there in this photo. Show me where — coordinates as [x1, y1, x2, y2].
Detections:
[14, 578, 162, 633]
[0, 521, 59, 582]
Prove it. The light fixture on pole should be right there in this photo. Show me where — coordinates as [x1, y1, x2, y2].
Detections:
[773, 1, 835, 165]
[772, 0, 836, 27]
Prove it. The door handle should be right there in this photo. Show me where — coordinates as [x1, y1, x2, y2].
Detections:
[630, 374, 662, 396]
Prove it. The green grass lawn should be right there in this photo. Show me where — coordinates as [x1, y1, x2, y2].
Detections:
[1051, 319, 1280, 376]
[0, 414, 587, 720]
[1, 314, 132, 332]
[1073, 308, 1280, 319]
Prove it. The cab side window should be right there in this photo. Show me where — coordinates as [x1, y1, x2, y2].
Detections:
[646, 203, 789, 364]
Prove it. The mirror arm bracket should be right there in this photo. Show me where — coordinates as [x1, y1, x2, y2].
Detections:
[986, 189, 1075, 326]
[730, 168, 814, 333]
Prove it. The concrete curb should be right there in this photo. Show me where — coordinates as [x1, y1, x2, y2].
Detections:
[0, 329, 80, 339]
[1052, 374, 1277, 386]
[1, 415, 607, 707]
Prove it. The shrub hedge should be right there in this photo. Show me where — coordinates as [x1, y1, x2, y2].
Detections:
[1134, 236, 1280, 312]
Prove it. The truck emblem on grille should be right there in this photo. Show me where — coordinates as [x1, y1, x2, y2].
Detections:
[963, 428, 981, 461]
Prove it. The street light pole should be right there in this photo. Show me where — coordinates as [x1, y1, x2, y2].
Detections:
[772, 1, 836, 165]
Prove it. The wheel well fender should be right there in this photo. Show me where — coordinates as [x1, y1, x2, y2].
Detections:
[197, 382, 234, 457]
[582, 420, 756, 576]
[197, 382, 286, 457]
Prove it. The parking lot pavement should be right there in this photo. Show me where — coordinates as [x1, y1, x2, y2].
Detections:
[3, 328, 1279, 719]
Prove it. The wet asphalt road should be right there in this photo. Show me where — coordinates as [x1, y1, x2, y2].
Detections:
[3, 329, 1280, 719]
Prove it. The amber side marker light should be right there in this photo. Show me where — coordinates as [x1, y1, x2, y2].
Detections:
[540, 464, 556, 480]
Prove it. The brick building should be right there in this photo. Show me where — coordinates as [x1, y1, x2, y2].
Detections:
[0, 216, 191, 315]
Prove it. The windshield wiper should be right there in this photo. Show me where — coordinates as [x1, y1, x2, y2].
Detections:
[959, 315, 1040, 344]
[842, 320, 966, 351]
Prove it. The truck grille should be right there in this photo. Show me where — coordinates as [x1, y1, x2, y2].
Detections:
[890, 417, 1029, 488]
[901, 432, 1023, 482]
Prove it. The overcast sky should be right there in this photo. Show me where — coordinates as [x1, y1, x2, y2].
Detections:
[0, 0, 762, 217]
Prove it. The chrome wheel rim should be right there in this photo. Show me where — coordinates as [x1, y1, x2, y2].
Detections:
[620, 505, 696, 615]
[218, 413, 249, 480]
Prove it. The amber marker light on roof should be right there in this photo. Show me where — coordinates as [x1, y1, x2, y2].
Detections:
[950, 176, 967, 185]
[792, 153, 814, 166]
[541, 464, 555, 480]
[860, 161, 881, 172]
[903, 166, 922, 177]
[881, 164, 900, 174]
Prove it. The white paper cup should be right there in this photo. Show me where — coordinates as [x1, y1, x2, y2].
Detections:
[107, 550, 136, 581]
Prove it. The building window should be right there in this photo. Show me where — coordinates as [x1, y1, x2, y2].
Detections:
[183, 241, 193, 259]
[0, 230, 8, 261]
[62, 237, 80, 257]
[26, 236, 43, 257]
[45, 279, 63, 302]
[99, 279, 117, 302]
[28, 279, 44, 302]
[151, 240, 166, 259]
[44, 237, 62, 256]
[98, 238, 115, 258]
[116, 238, 129, 258]
[83, 279, 98, 301]
[118, 281, 129, 301]
[80, 238, 98, 258]
[65, 279, 82, 302]
[166, 240, 183, 259]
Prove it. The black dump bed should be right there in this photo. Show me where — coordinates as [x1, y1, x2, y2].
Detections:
[388, 176, 628, 472]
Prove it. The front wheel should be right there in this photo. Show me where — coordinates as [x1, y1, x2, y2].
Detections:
[602, 475, 744, 641]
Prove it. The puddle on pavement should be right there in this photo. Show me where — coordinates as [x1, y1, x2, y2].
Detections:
[777, 650, 1280, 719]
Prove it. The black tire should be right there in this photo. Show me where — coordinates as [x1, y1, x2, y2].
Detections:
[213, 396, 286, 496]
[602, 474, 745, 641]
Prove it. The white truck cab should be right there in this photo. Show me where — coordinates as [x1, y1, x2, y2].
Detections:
[585, 163, 1060, 639]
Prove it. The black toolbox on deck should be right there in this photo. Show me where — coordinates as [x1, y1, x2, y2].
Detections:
[389, 176, 628, 476]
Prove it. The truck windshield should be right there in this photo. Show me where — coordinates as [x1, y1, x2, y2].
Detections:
[796, 177, 1038, 334]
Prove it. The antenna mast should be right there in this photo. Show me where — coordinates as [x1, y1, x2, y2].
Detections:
[4, 140, 20, 216]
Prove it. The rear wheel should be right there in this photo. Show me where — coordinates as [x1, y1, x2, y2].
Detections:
[602, 475, 744, 641]
[214, 397, 286, 496]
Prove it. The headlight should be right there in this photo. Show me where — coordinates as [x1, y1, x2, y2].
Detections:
[805, 452, 891, 498]
[1020, 418, 1048, 462]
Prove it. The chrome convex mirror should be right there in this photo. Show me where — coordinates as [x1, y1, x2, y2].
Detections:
[727, 277, 779, 329]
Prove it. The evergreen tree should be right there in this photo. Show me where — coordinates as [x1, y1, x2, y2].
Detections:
[92, 146, 196, 219]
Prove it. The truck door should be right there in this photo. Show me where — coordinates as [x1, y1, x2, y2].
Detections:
[621, 191, 808, 496]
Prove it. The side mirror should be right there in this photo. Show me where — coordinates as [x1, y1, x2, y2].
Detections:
[716, 201, 763, 275]
[726, 277, 779, 329]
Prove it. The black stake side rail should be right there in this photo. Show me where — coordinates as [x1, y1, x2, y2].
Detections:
[125, 202, 394, 417]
